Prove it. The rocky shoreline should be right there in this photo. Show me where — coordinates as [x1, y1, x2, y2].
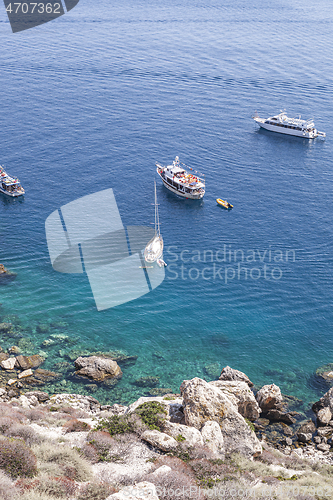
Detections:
[1, 363, 333, 499]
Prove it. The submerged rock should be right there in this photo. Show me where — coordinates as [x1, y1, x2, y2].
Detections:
[0, 264, 17, 283]
[0, 323, 14, 334]
[134, 376, 159, 388]
[204, 362, 221, 380]
[315, 363, 333, 385]
[74, 355, 122, 382]
[8, 346, 21, 355]
[18, 369, 33, 379]
[0, 353, 9, 363]
[148, 388, 173, 397]
[30, 368, 61, 385]
[265, 409, 296, 425]
[36, 323, 50, 334]
[180, 377, 262, 457]
[15, 354, 45, 370]
[219, 365, 254, 387]
[0, 357, 16, 370]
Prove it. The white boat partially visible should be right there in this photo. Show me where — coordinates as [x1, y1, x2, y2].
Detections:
[253, 111, 326, 139]
[144, 181, 166, 267]
[0, 166, 25, 197]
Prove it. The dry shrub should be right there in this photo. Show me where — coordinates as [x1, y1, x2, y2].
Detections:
[33, 443, 92, 481]
[145, 469, 205, 500]
[63, 418, 91, 433]
[87, 431, 116, 461]
[255, 448, 284, 466]
[175, 442, 217, 462]
[0, 470, 18, 500]
[58, 406, 89, 419]
[77, 481, 117, 500]
[189, 457, 237, 487]
[150, 455, 195, 479]
[34, 475, 77, 498]
[0, 416, 19, 434]
[20, 492, 59, 500]
[0, 437, 37, 478]
[23, 409, 48, 422]
[107, 433, 141, 462]
[41, 413, 72, 427]
[80, 443, 99, 463]
[5, 423, 44, 446]
[282, 453, 310, 471]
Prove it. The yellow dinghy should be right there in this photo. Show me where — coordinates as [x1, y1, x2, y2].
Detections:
[217, 198, 233, 209]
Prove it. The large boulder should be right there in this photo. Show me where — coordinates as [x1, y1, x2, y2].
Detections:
[209, 380, 261, 421]
[317, 407, 332, 426]
[296, 420, 316, 443]
[255, 384, 283, 412]
[74, 356, 122, 382]
[312, 386, 333, 414]
[162, 421, 204, 447]
[219, 366, 253, 387]
[265, 409, 296, 425]
[180, 377, 262, 457]
[107, 482, 159, 500]
[201, 420, 224, 458]
[141, 429, 178, 452]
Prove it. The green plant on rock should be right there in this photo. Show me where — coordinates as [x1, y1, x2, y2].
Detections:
[134, 401, 167, 430]
[244, 418, 255, 432]
[176, 434, 186, 442]
[95, 415, 136, 436]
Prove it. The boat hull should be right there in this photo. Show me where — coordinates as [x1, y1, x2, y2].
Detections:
[254, 119, 317, 138]
[157, 169, 204, 199]
[0, 187, 24, 197]
[144, 234, 164, 263]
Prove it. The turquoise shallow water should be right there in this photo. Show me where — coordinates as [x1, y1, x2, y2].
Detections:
[1, 0, 333, 405]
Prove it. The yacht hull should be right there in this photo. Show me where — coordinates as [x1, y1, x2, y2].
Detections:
[256, 120, 317, 138]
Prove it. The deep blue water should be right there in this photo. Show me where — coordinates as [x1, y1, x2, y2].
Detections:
[0, 0, 333, 405]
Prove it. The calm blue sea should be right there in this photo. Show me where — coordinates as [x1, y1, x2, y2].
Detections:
[0, 0, 333, 406]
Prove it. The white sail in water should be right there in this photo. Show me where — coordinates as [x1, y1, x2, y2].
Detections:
[144, 181, 166, 267]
